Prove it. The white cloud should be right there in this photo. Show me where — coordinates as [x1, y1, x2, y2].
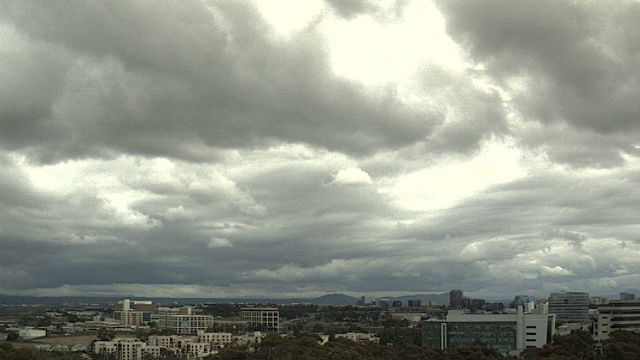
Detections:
[208, 237, 233, 248]
[334, 167, 372, 185]
[379, 140, 526, 212]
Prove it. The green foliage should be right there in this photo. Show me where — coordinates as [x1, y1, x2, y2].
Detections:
[97, 326, 115, 341]
[520, 330, 595, 360]
[600, 330, 640, 360]
[378, 327, 421, 346]
[211, 333, 447, 360]
[0, 343, 85, 360]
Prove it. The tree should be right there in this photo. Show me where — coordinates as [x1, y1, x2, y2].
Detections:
[97, 327, 115, 341]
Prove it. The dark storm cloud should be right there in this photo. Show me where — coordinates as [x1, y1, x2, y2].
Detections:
[436, 0, 640, 167]
[0, 0, 438, 163]
[1, 0, 640, 298]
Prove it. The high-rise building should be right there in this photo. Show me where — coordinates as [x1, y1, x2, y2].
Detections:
[423, 306, 555, 355]
[548, 292, 589, 323]
[449, 290, 463, 309]
[620, 292, 636, 300]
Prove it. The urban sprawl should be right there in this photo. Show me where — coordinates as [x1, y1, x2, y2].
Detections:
[1, 290, 639, 359]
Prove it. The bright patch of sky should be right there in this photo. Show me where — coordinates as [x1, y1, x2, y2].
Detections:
[379, 140, 526, 212]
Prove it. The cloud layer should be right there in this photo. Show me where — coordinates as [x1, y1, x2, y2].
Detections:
[1, 0, 639, 299]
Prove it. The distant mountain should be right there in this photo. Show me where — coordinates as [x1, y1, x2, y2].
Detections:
[309, 293, 358, 305]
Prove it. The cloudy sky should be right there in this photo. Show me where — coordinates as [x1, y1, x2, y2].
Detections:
[1, 0, 639, 300]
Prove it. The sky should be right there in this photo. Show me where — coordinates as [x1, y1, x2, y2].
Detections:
[1, 0, 639, 300]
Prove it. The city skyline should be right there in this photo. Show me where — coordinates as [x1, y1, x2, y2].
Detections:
[1, 0, 640, 299]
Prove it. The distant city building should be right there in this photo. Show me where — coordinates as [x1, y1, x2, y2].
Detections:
[407, 299, 421, 307]
[511, 295, 530, 308]
[449, 290, 463, 309]
[590, 297, 608, 306]
[18, 328, 46, 340]
[197, 331, 232, 347]
[593, 300, 640, 341]
[335, 332, 380, 343]
[548, 292, 589, 323]
[152, 307, 183, 329]
[484, 303, 505, 312]
[170, 314, 215, 335]
[423, 306, 555, 355]
[620, 292, 636, 300]
[240, 307, 279, 332]
[391, 300, 403, 307]
[96, 333, 227, 360]
[94, 338, 161, 360]
[114, 299, 157, 326]
[377, 298, 391, 309]
[465, 298, 486, 312]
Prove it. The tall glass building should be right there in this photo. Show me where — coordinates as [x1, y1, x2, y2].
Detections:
[548, 292, 589, 323]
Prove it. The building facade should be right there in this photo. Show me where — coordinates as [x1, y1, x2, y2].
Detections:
[423, 308, 555, 355]
[114, 299, 157, 326]
[548, 292, 589, 323]
[240, 307, 279, 331]
[593, 300, 640, 341]
[450, 290, 463, 309]
[170, 314, 215, 335]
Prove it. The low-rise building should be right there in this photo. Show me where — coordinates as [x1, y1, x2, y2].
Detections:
[18, 328, 46, 340]
[593, 300, 640, 341]
[170, 314, 215, 335]
[197, 331, 232, 347]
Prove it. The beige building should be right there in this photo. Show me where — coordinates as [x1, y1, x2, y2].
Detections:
[97, 335, 220, 359]
[94, 338, 160, 360]
[197, 331, 232, 347]
[594, 300, 640, 341]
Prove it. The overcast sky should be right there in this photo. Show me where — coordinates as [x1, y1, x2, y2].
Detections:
[1, 0, 639, 300]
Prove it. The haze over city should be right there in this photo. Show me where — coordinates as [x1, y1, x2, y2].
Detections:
[1, 0, 639, 300]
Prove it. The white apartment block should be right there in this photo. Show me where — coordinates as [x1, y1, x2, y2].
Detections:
[97, 334, 222, 360]
[94, 338, 160, 360]
[197, 330, 232, 346]
[594, 300, 640, 341]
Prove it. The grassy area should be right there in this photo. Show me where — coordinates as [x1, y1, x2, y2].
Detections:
[0, 340, 39, 349]
[32, 335, 96, 346]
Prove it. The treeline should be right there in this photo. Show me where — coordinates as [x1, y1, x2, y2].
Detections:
[4, 330, 640, 360]
[210, 330, 640, 360]
[0, 343, 85, 360]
